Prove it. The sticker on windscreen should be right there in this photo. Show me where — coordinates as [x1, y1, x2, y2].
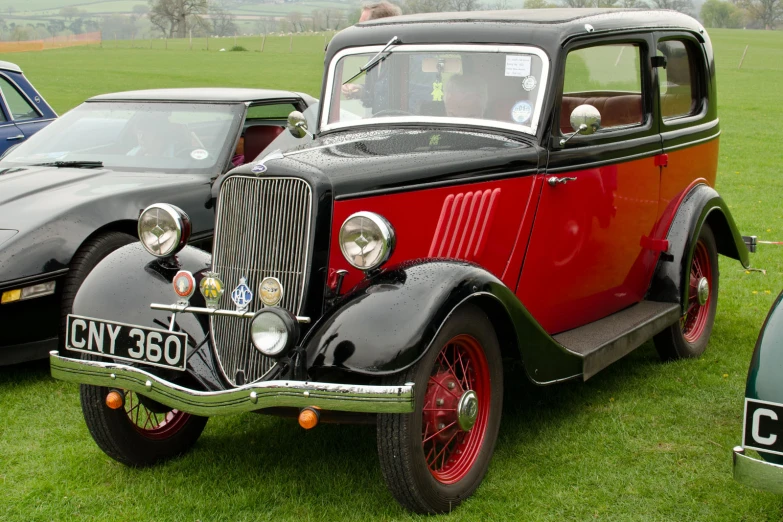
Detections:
[191, 149, 209, 160]
[505, 55, 531, 77]
[511, 101, 533, 124]
[522, 75, 537, 92]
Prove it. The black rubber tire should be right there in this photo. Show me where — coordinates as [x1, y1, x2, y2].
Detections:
[654, 223, 719, 361]
[80, 382, 208, 467]
[376, 304, 503, 514]
[59, 231, 135, 348]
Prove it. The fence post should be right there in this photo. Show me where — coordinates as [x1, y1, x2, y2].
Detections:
[206, 36, 209, 51]
[189, 29, 192, 50]
[114, 33, 117, 48]
[234, 32, 237, 48]
[738, 44, 749, 70]
[165, 37, 167, 50]
[289, 33, 293, 52]
[261, 33, 266, 52]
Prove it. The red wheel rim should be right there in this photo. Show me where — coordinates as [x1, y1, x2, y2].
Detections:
[421, 334, 491, 484]
[682, 239, 712, 343]
[123, 390, 191, 440]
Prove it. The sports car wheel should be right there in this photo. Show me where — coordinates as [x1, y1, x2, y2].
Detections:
[377, 304, 503, 514]
[654, 223, 719, 360]
[80, 382, 208, 467]
[60, 231, 135, 348]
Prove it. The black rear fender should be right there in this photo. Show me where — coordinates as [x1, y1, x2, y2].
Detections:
[647, 183, 749, 309]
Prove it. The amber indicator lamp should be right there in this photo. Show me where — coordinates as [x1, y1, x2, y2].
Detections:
[298, 407, 320, 430]
[105, 390, 125, 410]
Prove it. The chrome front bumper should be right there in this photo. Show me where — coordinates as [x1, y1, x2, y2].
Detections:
[733, 446, 783, 494]
[49, 351, 415, 416]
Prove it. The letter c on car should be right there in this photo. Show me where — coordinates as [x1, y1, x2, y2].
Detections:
[71, 319, 87, 349]
[752, 407, 778, 446]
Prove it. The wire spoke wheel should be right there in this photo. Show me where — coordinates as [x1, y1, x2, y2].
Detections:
[654, 223, 719, 361]
[123, 390, 192, 440]
[377, 304, 503, 514]
[422, 334, 490, 484]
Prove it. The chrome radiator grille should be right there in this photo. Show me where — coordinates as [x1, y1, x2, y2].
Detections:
[211, 176, 312, 386]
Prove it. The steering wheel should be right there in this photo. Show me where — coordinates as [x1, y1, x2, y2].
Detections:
[373, 109, 413, 117]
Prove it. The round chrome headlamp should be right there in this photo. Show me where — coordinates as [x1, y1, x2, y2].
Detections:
[138, 203, 191, 258]
[250, 308, 299, 358]
[339, 211, 395, 271]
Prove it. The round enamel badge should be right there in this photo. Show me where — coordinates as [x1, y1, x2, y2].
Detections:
[259, 277, 283, 307]
[172, 270, 196, 299]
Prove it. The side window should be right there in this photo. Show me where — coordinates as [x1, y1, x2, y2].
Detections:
[657, 40, 698, 120]
[561, 44, 643, 134]
[246, 103, 297, 120]
[0, 77, 38, 121]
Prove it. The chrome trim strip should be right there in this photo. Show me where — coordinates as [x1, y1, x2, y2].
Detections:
[150, 303, 310, 323]
[0, 268, 69, 291]
[49, 351, 415, 416]
[321, 44, 550, 136]
[733, 446, 783, 494]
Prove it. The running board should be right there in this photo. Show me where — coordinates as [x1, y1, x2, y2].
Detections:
[553, 301, 681, 381]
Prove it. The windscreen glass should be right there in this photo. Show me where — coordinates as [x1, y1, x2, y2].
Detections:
[2, 101, 243, 173]
[325, 46, 547, 134]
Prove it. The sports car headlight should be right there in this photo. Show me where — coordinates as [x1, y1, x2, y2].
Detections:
[339, 211, 395, 271]
[250, 308, 299, 358]
[138, 203, 191, 258]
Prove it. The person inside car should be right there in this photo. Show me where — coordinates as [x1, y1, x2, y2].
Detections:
[443, 74, 488, 119]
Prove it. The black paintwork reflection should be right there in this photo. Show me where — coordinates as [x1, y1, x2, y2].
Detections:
[228, 128, 539, 199]
[71, 243, 226, 391]
[303, 260, 582, 384]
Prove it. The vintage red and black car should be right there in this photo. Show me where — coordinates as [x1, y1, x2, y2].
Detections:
[50, 9, 754, 513]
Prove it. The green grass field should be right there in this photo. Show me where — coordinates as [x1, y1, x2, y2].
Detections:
[2, 28, 783, 521]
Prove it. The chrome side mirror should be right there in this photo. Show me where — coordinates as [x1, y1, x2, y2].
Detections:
[560, 104, 601, 146]
[287, 111, 311, 139]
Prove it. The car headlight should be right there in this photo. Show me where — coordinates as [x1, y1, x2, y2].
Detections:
[339, 211, 395, 271]
[138, 203, 191, 258]
[250, 308, 299, 358]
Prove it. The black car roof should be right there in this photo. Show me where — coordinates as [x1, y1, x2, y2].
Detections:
[88, 88, 315, 104]
[326, 8, 705, 63]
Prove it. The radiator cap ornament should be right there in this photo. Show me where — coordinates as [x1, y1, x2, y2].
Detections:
[259, 277, 283, 307]
[231, 276, 254, 312]
[199, 272, 224, 309]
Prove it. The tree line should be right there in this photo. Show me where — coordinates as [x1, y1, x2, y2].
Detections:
[0, 0, 779, 43]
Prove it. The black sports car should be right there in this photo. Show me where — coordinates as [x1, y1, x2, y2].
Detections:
[0, 88, 315, 364]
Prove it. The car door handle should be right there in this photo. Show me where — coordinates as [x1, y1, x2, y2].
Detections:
[6, 134, 24, 141]
[547, 176, 576, 187]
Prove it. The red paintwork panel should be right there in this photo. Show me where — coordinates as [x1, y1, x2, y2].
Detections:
[329, 177, 538, 293]
[658, 139, 719, 223]
[518, 157, 661, 334]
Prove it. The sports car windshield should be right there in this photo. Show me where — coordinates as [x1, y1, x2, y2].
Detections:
[2, 101, 243, 173]
[323, 45, 549, 135]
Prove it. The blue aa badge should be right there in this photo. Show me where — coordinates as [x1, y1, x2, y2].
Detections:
[231, 276, 254, 311]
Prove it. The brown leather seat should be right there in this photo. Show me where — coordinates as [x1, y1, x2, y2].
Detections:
[560, 94, 642, 133]
[243, 125, 284, 163]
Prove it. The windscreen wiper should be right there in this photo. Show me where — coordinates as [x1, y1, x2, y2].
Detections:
[32, 160, 104, 169]
[342, 36, 400, 86]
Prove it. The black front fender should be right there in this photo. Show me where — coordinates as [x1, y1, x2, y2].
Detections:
[648, 183, 750, 308]
[71, 243, 225, 390]
[303, 260, 582, 385]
